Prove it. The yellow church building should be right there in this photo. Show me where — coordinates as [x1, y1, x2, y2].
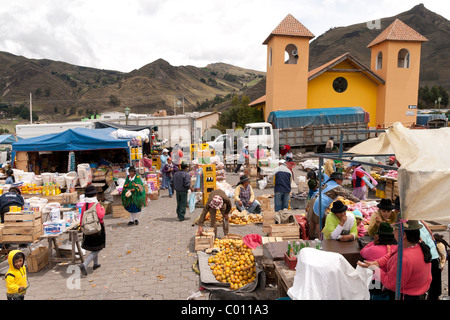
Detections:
[250, 14, 428, 128]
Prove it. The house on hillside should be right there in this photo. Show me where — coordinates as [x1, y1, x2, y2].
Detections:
[250, 15, 428, 128]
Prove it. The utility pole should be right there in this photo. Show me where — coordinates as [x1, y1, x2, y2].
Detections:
[29, 93, 32, 124]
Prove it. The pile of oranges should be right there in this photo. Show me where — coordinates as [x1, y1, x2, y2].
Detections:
[208, 238, 257, 290]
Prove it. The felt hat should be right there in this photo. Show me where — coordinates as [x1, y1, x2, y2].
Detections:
[237, 175, 250, 185]
[392, 218, 423, 231]
[210, 195, 224, 210]
[128, 166, 136, 172]
[377, 222, 394, 235]
[329, 172, 344, 180]
[353, 209, 363, 220]
[85, 185, 97, 197]
[180, 162, 188, 169]
[377, 198, 394, 211]
[331, 200, 347, 214]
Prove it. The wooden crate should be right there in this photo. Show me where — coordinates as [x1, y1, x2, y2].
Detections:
[3, 211, 43, 243]
[195, 228, 215, 251]
[27, 246, 49, 273]
[112, 205, 129, 218]
[263, 211, 276, 234]
[269, 221, 300, 240]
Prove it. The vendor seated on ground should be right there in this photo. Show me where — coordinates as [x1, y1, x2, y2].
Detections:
[322, 200, 358, 241]
[234, 175, 261, 214]
[198, 190, 232, 238]
[0, 187, 24, 223]
[367, 198, 397, 237]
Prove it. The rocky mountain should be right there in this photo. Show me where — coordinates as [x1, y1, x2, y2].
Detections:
[309, 4, 450, 91]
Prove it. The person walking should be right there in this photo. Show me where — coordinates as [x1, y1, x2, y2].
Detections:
[161, 157, 178, 198]
[78, 185, 106, 276]
[172, 162, 191, 221]
[121, 166, 146, 226]
[273, 159, 292, 211]
[234, 144, 249, 173]
[197, 190, 232, 238]
[160, 149, 170, 189]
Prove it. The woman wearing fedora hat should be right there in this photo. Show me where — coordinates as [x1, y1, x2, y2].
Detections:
[307, 172, 360, 239]
[121, 166, 146, 226]
[367, 199, 397, 237]
[322, 200, 358, 241]
[358, 219, 432, 300]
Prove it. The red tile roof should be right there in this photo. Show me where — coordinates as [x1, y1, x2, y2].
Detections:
[263, 14, 315, 44]
[249, 95, 266, 106]
[367, 19, 428, 48]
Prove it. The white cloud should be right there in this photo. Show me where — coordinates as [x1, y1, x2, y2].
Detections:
[0, 0, 447, 72]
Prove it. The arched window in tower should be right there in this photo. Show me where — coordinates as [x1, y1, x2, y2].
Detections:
[376, 51, 383, 70]
[284, 44, 298, 64]
[397, 49, 410, 68]
[269, 47, 272, 67]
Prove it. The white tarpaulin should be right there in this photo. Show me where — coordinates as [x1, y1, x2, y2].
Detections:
[348, 122, 450, 221]
[287, 248, 372, 300]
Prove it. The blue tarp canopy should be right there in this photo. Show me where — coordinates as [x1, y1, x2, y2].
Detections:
[267, 107, 369, 129]
[11, 127, 130, 152]
[0, 134, 22, 144]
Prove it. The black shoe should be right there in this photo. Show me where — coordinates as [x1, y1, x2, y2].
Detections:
[93, 264, 101, 270]
[79, 264, 88, 276]
[128, 221, 134, 226]
[134, 220, 139, 225]
[169, 195, 173, 198]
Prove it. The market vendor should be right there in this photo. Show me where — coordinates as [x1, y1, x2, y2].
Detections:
[5, 169, 15, 185]
[306, 172, 360, 239]
[0, 187, 24, 223]
[234, 175, 261, 214]
[198, 190, 232, 237]
[367, 198, 397, 237]
[160, 149, 170, 189]
[322, 200, 358, 241]
[348, 162, 377, 200]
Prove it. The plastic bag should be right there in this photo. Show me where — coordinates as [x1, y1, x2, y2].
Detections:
[189, 191, 196, 213]
[77, 164, 92, 188]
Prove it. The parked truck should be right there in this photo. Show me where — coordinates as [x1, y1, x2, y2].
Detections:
[15, 121, 96, 139]
[244, 107, 370, 153]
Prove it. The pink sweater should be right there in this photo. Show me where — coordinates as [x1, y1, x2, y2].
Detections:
[376, 244, 432, 296]
[360, 242, 396, 264]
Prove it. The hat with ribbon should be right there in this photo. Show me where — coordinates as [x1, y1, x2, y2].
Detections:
[237, 175, 251, 186]
[331, 200, 347, 214]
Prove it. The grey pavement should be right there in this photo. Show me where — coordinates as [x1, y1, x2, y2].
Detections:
[1, 169, 449, 300]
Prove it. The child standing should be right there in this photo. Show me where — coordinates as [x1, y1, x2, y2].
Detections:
[5, 250, 27, 300]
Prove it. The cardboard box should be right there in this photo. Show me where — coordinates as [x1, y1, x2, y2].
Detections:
[62, 192, 78, 204]
[148, 190, 159, 200]
[27, 246, 49, 273]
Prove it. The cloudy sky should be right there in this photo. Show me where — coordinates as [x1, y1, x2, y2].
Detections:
[0, 0, 448, 73]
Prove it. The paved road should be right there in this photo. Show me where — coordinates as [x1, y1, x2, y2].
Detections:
[1, 170, 449, 300]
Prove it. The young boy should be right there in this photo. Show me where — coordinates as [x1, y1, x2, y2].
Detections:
[5, 250, 27, 300]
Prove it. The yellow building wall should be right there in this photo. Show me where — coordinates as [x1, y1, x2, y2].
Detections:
[307, 61, 378, 127]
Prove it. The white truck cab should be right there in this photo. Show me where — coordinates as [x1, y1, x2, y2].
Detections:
[243, 122, 274, 151]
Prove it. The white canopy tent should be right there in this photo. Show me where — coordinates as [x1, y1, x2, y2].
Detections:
[348, 122, 450, 222]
